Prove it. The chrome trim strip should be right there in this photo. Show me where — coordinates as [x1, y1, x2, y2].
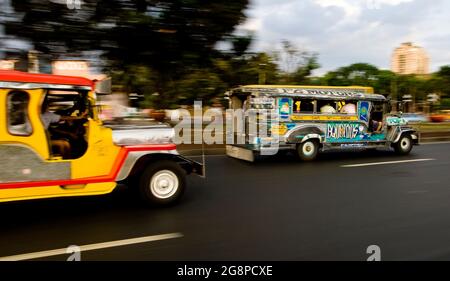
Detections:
[0, 82, 92, 91]
[116, 150, 178, 181]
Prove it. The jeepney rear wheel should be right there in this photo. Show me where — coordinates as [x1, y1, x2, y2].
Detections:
[393, 134, 413, 155]
[138, 160, 186, 206]
[297, 140, 319, 161]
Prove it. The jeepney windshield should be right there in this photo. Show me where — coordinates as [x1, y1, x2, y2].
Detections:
[45, 90, 93, 119]
[249, 97, 275, 110]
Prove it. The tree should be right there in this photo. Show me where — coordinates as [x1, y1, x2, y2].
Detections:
[323, 63, 379, 87]
[2, 0, 249, 107]
[274, 40, 320, 84]
[437, 66, 450, 97]
[290, 55, 320, 84]
[231, 52, 279, 86]
[371, 70, 396, 102]
[322, 63, 402, 99]
[230, 33, 254, 58]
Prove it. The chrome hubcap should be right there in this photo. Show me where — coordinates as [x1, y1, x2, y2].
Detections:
[150, 170, 179, 199]
[302, 142, 315, 156]
[400, 138, 411, 150]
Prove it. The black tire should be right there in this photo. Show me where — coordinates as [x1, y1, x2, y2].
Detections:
[138, 160, 186, 206]
[394, 134, 413, 155]
[297, 140, 319, 161]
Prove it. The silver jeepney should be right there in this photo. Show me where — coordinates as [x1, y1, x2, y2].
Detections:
[226, 85, 419, 162]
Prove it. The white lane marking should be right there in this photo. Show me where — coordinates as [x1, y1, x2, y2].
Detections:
[341, 158, 435, 168]
[0, 232, 183, 261]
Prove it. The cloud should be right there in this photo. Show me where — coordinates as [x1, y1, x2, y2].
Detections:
[239, 0, 450, 75]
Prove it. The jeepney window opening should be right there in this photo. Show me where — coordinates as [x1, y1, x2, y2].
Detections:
[371, 101, 384, 122]
[42, 90, 90, 160]
[7, 90, 32, 136]
[46, 90, 90, 118]
[292, 98, 315, 114]
[316, 99, 338, 114]
[368, 101, 385, 133]
[313, 99, 358, 115]
[337, 100, 358, 114]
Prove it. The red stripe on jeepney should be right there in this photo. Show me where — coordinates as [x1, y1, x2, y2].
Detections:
[0, 144, 177, 190]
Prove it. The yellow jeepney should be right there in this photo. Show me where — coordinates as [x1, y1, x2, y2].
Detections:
[0, 70, 202, 205]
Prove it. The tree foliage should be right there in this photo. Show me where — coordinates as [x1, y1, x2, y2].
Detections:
[3, 0, 249, 107]
[4, 2, 449, 108]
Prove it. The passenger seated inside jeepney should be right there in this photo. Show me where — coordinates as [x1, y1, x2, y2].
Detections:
[320, 103, 336, 114]
[41, 97, 88, 159]
[369, 112, 383, 133]
[340, 103, 356, 114]
[369, 103, 384, 133]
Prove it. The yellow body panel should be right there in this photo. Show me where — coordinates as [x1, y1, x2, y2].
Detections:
[0, 182, 116, 203]
[70, 119, 121, 179]
[0, 88, 122, 202]
[0, 88, 50, 159]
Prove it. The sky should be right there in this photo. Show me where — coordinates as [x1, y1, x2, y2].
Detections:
[238, 0, 450, 75]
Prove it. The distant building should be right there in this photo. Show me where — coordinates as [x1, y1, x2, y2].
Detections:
[52, 60, 106, 81]
[0, 60, 17, 70]
[391, 42, 430, 75]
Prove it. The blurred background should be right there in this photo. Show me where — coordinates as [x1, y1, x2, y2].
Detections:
[0, 0, 449, 125]
[2, 1, 450, 262]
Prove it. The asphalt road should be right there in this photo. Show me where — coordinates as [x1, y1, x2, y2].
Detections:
[1, 143, 450, 261]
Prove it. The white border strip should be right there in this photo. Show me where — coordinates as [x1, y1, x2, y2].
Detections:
[0, 232, 183, 261]
[341, 158, 435, 168]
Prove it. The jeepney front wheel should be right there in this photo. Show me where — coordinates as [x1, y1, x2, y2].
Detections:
[138, 160, 186, 206]
[393, 134, 413, 155]
[297, 140, 319, 161]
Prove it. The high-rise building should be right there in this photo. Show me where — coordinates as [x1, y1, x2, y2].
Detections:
[391, 42, 430, 75]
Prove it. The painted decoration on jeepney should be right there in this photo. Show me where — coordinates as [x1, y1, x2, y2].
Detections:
[326, 122, 386, 143]
[386, 116, 408, 126]
[326, 123, 359, 142]
[271, 123, 288, 135]
[359, 101, 370, 123]
[278, 98, 292, 120]
[270, 123, 296, 136]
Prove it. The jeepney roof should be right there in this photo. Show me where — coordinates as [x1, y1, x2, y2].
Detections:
[0, 70, 94, 91]
[229, 85, 386, 102]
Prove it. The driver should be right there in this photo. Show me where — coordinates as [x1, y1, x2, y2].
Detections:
[41, 98, 87, 159]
